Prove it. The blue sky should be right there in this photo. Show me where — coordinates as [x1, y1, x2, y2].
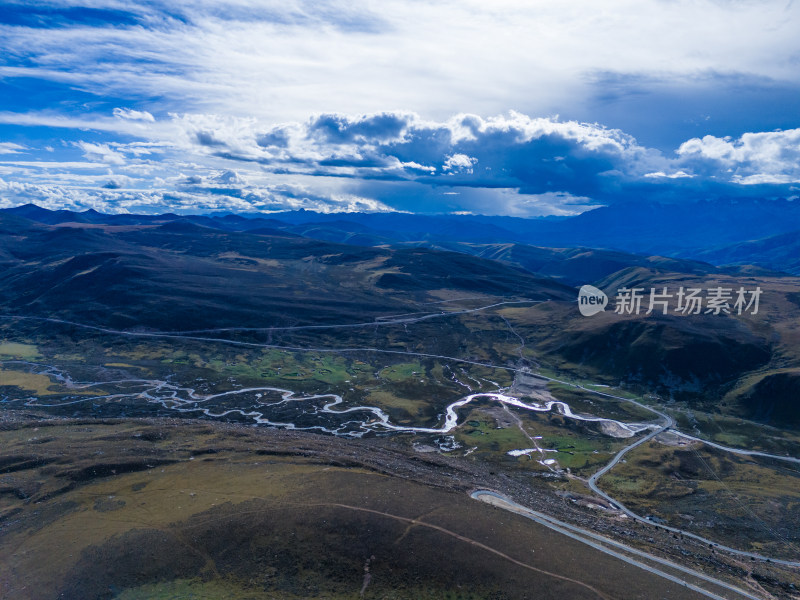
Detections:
[0, 0, 799, 216]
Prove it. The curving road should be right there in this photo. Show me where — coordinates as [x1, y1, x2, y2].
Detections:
[584, 421, 800, 567]
[673, 431, 800, 466]
[472, 490, 762, 600]
[3, 310, 800, 568]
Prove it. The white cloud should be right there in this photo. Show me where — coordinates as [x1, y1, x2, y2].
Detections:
[677, 128, 800, 184]
[113, 107, 156, 122]
[0, 160, 108, 169]
[76, 142, 127, 166]
[0, 111, 172, 138]
[515, 192, 599, 217]
[318, 194, 394, 213]
[643, 170, 694, 179]
[214, 170, 247, 185]
[0, 142, 27, 155]
[109, 141, 171, 157]
[1, 0, 797, 124]
[443, 153, 477, 173]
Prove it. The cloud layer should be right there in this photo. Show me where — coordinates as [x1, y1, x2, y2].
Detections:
[2, 1, 800, 141]
[0, 109, 798, 216]
[0, 1, 798, 215]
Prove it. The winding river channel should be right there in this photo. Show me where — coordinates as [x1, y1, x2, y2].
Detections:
[2, 310, 800, 572]
[5, 356, 800, 572]
[1, 360, 655, 443]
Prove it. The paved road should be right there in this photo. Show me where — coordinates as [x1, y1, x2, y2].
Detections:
[472, 490, 761, 600]
[587, 422, 672, 495]
[5, 313, 799, 470]
[585, 428, 800, 567]
[674, 431, 800, 465]
[128, 299, 546, 334]
[577, 390, 800, 567]
[4, 310, 800, 567]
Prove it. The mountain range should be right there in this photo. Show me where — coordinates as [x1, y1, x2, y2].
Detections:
[6, 197, 799, 274]
[1, 202, 799, 428]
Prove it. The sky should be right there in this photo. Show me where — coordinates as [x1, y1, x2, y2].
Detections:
[0, 0, 799, 217]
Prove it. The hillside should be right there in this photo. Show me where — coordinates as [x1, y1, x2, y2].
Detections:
[0, 213, 572, 330]
[686, 229, 800, 275]
[2, 205, 799, 428]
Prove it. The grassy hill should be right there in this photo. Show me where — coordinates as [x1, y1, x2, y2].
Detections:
[0, 214, 572, 330]
[2, 205, 799, 429]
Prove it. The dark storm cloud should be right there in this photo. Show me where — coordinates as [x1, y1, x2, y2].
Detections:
[247, 112, 665, 204]
[579, 70, 800, 150]
[307, 112, 414, 144]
